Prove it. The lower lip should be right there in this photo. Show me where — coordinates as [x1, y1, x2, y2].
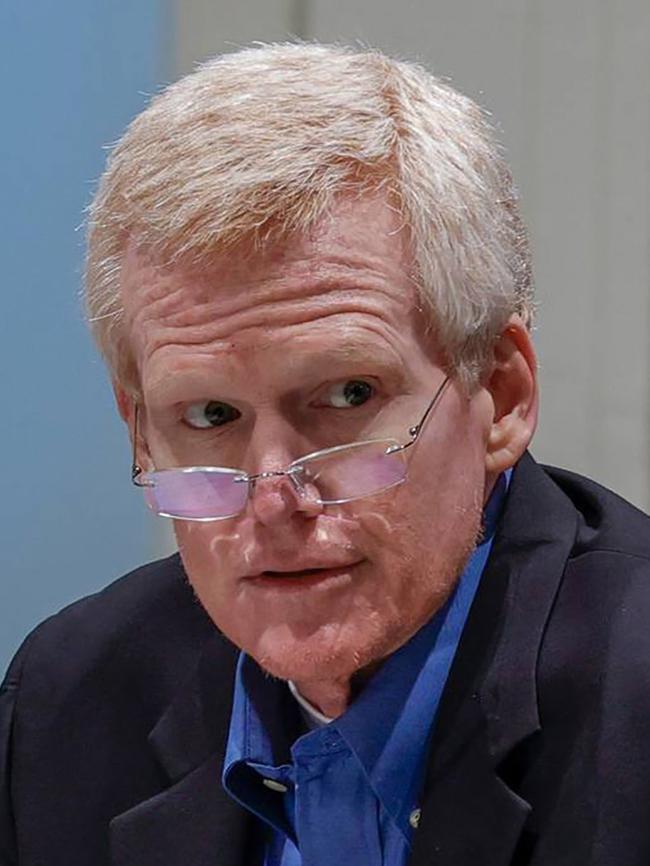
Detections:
[245, 563, 362, 591]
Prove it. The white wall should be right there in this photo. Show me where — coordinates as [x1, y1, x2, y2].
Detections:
[174, 0, 650, 508]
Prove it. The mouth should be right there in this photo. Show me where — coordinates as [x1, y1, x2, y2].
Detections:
[244, 562, 363, 591]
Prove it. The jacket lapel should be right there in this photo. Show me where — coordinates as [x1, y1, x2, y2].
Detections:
[409, 453, 579, 865]
[109, 631, 263, 866]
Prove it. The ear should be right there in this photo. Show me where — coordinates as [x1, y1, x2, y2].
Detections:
[112, 379, 133, 425]
[113, 379, 151, 469]
[484, 314, 539, 474]
[112, 379, 152, 470]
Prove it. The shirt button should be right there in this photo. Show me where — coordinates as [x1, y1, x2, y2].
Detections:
[409, 808, 422, 829]
[262, 778, 289, 793]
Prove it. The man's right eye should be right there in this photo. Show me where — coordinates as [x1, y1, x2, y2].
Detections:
[183, 401, 242, 429]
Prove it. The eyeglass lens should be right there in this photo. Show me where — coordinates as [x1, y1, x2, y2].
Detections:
[141, 439, 407, 520]
[143, 469, 249, 520]
[298, 440, 406, 503]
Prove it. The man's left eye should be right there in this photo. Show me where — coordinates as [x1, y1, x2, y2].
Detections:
[320, 380, 375, 408]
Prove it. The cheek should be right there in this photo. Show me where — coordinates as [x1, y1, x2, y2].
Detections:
[351, 479, 478, 606]
[350, 418, 486, 596]
[174, 521, 267, 652]
[174, 520, 246, 586]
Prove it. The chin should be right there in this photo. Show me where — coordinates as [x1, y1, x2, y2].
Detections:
[235, 625, 368, 682]
[240, 616, 398, 684]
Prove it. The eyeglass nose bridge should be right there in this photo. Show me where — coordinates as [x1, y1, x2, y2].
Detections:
[233, 465, 307, 498]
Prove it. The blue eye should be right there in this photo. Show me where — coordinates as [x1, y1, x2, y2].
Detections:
[184, 401, 241, 429]
[326, 380, 375, 408]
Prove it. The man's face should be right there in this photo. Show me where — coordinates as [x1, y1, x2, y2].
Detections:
[121, 191, 496, 685]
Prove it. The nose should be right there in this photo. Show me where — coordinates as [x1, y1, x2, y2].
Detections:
[249, 472, 323, 527]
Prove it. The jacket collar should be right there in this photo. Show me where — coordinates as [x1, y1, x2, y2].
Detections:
[109, 452, 578, 866]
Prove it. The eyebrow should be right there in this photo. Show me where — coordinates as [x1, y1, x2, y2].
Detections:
[291, 339, 405, 374]
[145, 339, 407, 406]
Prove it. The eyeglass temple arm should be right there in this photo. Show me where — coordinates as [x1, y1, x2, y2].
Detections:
[402, 376, 450, 449]
[131, 402, 146, 486]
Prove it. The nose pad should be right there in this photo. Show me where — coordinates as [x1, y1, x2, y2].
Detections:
[288, 469, 323, 512]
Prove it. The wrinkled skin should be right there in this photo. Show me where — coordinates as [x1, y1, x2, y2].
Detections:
[116, 191, 538, 717]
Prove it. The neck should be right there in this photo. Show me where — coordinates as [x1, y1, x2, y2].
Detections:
[292, 660, 383, 719]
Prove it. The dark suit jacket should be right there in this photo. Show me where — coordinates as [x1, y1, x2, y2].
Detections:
[3, 452, 650, 866]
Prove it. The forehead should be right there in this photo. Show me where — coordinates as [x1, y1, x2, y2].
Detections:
[120, 191, 437, 391]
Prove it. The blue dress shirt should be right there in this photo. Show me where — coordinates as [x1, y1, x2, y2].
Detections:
[223, 471, 510, 865]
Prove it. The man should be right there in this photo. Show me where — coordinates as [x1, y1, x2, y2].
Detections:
[2, 42, 650, 866]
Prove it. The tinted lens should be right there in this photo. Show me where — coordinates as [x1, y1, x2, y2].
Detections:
[142, 469, 249, 520]
[298, 440, 407, 503]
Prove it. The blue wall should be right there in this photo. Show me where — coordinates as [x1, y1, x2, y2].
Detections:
[1, 2, 172, 670]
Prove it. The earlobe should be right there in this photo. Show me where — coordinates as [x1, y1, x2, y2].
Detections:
[484, 316, 539, 474]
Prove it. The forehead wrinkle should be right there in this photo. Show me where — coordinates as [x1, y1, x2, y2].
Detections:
[138, 290, 414, 370]
[129, 279, 412, 374]
[147, 272, 409, 327]
[123, 237, 414, 320]
[123, 218, 423, 384]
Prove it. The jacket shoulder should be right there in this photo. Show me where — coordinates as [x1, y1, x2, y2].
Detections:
[3, 553, 219, 723]
[542, 461, 650, 561]
[490, 455, 650, 728]
[533, 464, 650, 722]
[533, 460, 650, 684]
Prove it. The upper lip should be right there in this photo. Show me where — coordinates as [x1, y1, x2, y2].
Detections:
[243, 557, 364, 579]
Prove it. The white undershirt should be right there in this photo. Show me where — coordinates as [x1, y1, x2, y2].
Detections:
[287, 680, 334, 729]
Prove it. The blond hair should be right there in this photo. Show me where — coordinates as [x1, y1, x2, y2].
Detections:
[85, 42, 533, 389]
